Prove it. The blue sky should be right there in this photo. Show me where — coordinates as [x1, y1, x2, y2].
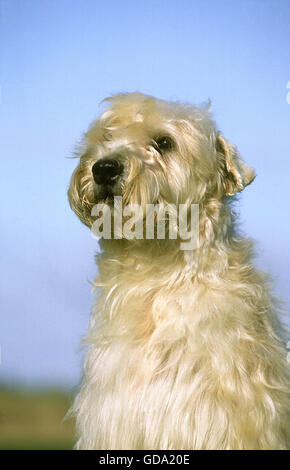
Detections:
[0, 0, 289, 387]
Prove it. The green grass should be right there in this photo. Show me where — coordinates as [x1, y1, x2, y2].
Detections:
[0, 386, 75, 450]
[0, 439, 74, 450]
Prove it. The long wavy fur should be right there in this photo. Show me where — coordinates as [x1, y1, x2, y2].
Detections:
[68, 92, 289, 449]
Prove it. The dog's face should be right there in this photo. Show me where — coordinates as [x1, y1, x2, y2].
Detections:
[68, 93, 255, 227]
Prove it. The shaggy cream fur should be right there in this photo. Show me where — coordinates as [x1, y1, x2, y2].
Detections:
[68, 92, 289, 450]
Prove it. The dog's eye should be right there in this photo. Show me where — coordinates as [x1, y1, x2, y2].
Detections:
[153, 136, 175, 153]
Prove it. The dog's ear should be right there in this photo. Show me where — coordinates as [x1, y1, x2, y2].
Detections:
[68, 161, 94, 227]
[216, 134, 256, 196]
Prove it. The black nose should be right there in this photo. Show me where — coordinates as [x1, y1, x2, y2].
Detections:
[92, 158, 124, 185]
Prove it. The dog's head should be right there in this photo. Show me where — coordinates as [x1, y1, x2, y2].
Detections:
[68, 92, 255, 227]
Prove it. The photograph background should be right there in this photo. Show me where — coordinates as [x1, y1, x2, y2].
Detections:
[1, 0, 289, 448]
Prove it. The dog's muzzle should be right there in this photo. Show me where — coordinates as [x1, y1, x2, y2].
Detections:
[92, 158, 124, 185]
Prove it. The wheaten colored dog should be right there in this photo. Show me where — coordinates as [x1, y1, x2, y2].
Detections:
[68, 92, 289, 450]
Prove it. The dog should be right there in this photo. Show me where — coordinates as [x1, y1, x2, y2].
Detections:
[68, 92, 289, 449]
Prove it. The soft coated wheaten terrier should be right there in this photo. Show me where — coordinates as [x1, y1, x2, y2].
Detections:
[68, 92, 289, 450]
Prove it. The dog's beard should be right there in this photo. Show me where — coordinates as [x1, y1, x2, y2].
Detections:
[93, 179, 124, 205]
[95, 186, 115, 204]
[93, 164, 159, 206]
